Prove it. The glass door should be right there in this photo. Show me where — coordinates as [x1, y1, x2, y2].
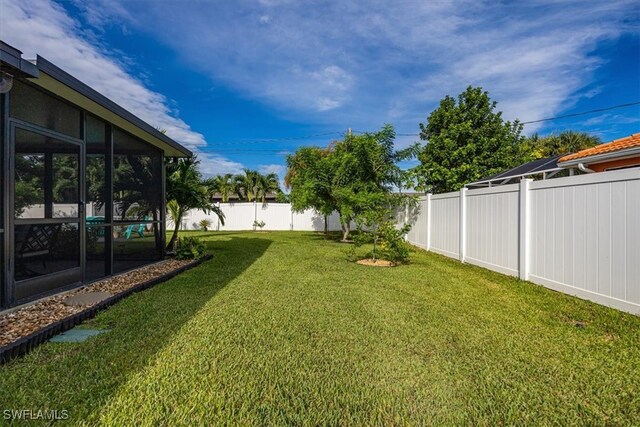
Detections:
[12, 124, 82, 302]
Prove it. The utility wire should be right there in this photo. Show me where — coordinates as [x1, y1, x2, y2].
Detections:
[352, 101, 640, 136]
[205, 131, 342, 146]
[201, 101, 640, 150]
[520, 101, 640, 124]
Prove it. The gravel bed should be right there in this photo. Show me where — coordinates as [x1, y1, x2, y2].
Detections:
[0, 260, 189, 347]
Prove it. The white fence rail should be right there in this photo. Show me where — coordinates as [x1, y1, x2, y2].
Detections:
[405, 168, 640, 315]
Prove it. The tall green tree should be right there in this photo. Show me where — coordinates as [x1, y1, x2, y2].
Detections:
[165, 156, 224, 251]
[233, 169, 259, 201]
[416, 86, 525, 193]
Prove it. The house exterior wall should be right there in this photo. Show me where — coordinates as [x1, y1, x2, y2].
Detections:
[587, 156, 640, 172]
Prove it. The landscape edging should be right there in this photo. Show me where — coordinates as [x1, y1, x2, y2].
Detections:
[0, 254, 212, 364]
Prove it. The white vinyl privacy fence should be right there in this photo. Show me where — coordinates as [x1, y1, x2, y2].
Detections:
[405, 168, 640, 315]
[173, 202, 348, 232]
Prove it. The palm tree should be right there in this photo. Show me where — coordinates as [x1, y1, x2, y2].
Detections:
[234, 169, 261, 201]
[256, 172, 281, 203]
[525, 131, 601, 159]
[234, 170, 282, 202]
[165, 156, 224, 250]
[207, 173, 236, 203]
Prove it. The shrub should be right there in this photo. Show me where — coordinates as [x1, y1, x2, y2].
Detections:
[199, 218, 212, 231]
[253, 220, 266, 231]
[351, 220, 411, 264]
[175, 236, 206, 260]
[377, 222, 411, 263]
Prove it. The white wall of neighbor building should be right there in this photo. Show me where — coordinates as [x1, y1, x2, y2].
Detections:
[403, 168, 640, 315]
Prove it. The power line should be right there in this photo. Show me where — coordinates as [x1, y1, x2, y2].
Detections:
[351, 101, 640, 136]
[520, 101, 640, 124]
[205, 131, 342, 146]
[200, 101, 640, 149]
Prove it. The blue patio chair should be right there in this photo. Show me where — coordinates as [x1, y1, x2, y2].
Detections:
[124, 216, 150, 239]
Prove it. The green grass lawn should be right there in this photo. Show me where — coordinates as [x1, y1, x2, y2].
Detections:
[1, 231, 639, 425]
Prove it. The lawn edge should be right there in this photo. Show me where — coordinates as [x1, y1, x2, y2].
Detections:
[0, 254, 213, 365]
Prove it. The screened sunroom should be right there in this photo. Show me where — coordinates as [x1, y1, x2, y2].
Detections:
[0, 42, 191, 309]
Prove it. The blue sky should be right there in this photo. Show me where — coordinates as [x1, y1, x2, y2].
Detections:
[1, 0, 639, 180]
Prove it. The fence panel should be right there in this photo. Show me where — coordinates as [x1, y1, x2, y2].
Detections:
[406, 196, 429, 249]
[257, 203, 292, 230]
[430, 192, 460, 258]
[218, 203, 256, 231]
[465, 185, 519, 276]
[528, 170, 640, 313]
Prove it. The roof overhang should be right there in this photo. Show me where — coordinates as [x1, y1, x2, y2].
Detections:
[558, 147, 640, 168]
[0, 41, 39, 78]
[30, 56, 192, 157]
[1, 42, 192, 157]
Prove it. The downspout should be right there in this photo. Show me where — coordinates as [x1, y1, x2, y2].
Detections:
[577, 163, 596, 174]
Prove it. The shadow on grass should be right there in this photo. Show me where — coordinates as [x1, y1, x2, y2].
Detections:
[0, 236, 272, 422]
[305, 230, 364, 242]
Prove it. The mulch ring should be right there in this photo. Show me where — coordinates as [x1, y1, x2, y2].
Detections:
[356, 258, 395, 267]
[0, 259, 192, 348]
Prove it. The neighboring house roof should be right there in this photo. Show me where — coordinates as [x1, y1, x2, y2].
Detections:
[558, 133, 640, 165]
[466, 155, 563, 187]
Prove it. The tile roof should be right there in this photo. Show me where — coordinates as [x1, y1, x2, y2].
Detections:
[559, 133, 640, 163]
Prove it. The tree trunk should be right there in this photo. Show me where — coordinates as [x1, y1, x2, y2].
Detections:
[166, 210, 184, 252]
[341, 219, 350, 241]
[324, 214, 328, 235]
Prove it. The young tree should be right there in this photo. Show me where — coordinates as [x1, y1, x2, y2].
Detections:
[332, 124, 416, 240]
[286, 125, 416, 240]
[285, 146, 337, 234]
[165, 156, 224, 251]
[416, 86, 525, 193]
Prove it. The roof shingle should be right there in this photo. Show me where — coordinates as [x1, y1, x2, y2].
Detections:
[559, 133, 640, 163]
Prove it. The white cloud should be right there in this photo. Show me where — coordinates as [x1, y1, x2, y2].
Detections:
[198, 154, 245, 177]
[4, 0, 636, 179]
[85, 0, 636, 134]
[258, 164, 284, 175]
[0, 0, 245, 174]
